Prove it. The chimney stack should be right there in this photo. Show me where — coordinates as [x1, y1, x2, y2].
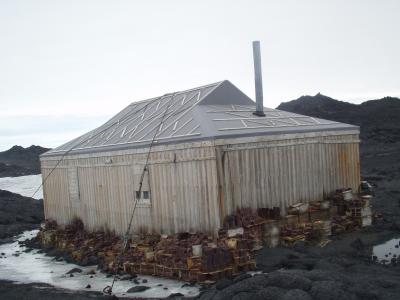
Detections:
[252, 41, 265, 116]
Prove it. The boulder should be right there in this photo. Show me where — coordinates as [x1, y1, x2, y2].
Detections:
[66, 267, 82, 274]
[127, 286, 150, 293]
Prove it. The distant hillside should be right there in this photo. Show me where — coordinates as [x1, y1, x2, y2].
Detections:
[277, 94, 400, 144]
[0, 145, 50, 176]
[0, 162, 33, 177]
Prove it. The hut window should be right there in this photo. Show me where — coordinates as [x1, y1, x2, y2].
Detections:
[135, 191, 150, 199]
[135, 190, 151, 206]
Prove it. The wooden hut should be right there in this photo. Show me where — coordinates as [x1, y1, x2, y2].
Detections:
[40, 80, 360, 236]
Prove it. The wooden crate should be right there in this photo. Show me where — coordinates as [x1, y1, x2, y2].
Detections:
[309, 210, 330, 222]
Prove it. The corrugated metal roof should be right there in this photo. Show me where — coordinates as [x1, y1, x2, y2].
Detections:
[43, 80, 358, 156]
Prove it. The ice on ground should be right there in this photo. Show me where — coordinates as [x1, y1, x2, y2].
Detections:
[0, 174, 43, 199]
[372, 237, 400, 264]
[0, 230, 199, 298]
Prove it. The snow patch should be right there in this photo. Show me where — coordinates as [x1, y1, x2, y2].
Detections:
[0, 174, 43, 199]
[372, 238, 400, 264]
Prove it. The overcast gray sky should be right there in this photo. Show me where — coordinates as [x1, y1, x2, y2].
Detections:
[0, 0, 399, 150]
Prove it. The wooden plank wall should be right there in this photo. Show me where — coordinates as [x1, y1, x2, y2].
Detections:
[218, 133, 360, 216]
[40, 130, 359, 235]
[42, 168, 70, 225]
[41, 144, 220, 235]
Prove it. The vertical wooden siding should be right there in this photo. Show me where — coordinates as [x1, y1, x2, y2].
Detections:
[41, 131, 359, 235]
[41, 145, 219, 235]
[219, 135, 360, 216]
[41, 167, 71, 225]
[148, 158, 220, 235]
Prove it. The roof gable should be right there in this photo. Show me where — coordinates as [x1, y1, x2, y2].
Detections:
[199, 80, 254, 106]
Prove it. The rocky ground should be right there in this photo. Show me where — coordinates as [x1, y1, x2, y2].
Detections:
[0, 189, 44, 244]
[0, 162, 36, 177]
[0, 96, 399, 299]
[200, 230, 400, 300]
[0, 280, 117, 300]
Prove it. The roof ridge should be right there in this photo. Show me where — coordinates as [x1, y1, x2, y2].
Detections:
[127, 80, 226, 107]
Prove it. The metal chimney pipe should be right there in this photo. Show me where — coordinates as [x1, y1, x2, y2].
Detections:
[252, 41, 265, 116]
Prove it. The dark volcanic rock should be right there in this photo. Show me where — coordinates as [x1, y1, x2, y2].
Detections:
[310, 280, 355, 300]
[168, 293, 184, 298]
[255, 247, 300, 272]
[255, 286, 286, 300]
[264, 272, 312, 291]
[0, 189, 44, 242]
[278, 94, 400, 134]
[216, 278, 234, 290]
[277, 94, 400, 145]
[66, 268, 82, 274]
[0, 162, 34, 177]
[209, 275, 269, 300]
[350, 238, 365, 251]
[0, 280, 114, 299]
[0, 145, 50, 176]
[282, 289, 312, 300]
[127, 285, 150, 293]
[232, 273, 252, 283]
[230, 292, 257, 300]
